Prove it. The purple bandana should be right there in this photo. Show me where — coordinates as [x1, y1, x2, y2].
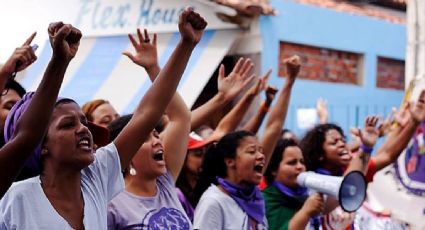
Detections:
[216, 177, 265, 224]
[315, 168, 332, 175]
[4, 92, 74, 177]
[272, 181, 308, 201]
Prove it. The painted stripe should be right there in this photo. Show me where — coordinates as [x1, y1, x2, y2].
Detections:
[122, 32, 181, 113]
[60, 36, 129, 104]
[20, 40, 52, 90]
[93, 33, 174, 114]
[177, 30, 215, 92]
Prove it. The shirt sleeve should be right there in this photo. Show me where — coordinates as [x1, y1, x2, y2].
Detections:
[88, 143, 125, 201]
[193, 196, 223, 230]
[0, 213, 6, 230]
[107, 203, 119, 230]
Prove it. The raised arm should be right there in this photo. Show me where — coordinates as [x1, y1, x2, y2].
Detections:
[114, 8, 206, 169]
[0, 33, 37, 93]
[0, 23, 81, 197]
[260, 55, 299, 171]
[208, 63, 260, 141]
[124, 28, 191, 180]
[373, 92, 425, 172]
[191, 58, 254, 130]
[316, 98, 328, 124]
[345, 116, 380, 174]
[242, 71, 276, 133]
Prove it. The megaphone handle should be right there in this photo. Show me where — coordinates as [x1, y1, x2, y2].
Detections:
[309, 189, 328, 215]
[308, 189, 324, 230]
[312, 217, 320, 230]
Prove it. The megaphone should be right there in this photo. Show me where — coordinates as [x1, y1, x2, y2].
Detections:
[296, 170, 367, 212]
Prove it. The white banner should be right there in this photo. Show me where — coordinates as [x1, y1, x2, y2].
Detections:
[74, 0, 237, 36]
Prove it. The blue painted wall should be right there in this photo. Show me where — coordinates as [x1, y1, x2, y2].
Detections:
[260, 0, 405, 138]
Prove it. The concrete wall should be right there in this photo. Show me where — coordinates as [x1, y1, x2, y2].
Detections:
[260, 0, 406, 137]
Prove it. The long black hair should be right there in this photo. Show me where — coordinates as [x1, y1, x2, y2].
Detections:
[264, 138, 299, 184]
[193, 130, 255, 205]
[299, 123, 345, 172]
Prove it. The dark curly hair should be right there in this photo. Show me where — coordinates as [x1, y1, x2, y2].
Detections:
[193, 130, 255, 206]
[264, 138, 299, 184]
[299, 123, 345, 172]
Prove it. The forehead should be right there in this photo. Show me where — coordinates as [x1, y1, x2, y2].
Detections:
[51, 102, 83, 120]
[283, 146, 303, 159]
[0, 90, 20, 103]
[93, 103, 116, 114]
[325, 129, 343, 140]
[238, 135, 258, 148]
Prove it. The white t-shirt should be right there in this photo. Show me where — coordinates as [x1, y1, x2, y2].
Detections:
[0, 142, 124, 230]
[194, 184, 267, 230]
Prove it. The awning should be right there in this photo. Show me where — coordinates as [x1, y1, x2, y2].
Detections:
[20, 29, 240, 114]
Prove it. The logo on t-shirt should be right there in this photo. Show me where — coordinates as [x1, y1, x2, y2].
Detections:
[141, 207, 190, 229]
[395, 123, 425, 196]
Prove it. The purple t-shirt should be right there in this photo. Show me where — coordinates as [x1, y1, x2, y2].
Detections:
[107, 171, 192, 229]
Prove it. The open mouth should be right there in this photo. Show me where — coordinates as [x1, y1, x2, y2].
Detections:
[153, 150, 164, 161]
[253, 164, 264, 173]
[77, 136, 91, 150]
[338, 149, 352, 161]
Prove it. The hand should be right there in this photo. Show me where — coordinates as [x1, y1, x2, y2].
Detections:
[48, 22, 82, 62]
[284, 55, 301, 80]
[265, 85, 278, 104]
[217, 58, 255, 101]
[409, 90, 425, 123]
[316, 98, 328, 124]
[123, 28, 159, 71]
[247, 68, 272, 96]
[178, 8, 207, 45]
[246, 77, 263, 97]
[393, 102, 410, 129]
[377, 113, 393, 138]
[1, 32, 37, 75]
[359, 116, 380, 148]
[302, 193, 324, 217]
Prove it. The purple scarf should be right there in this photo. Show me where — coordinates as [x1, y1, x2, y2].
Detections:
[175, 188, 194, 222]
[272, 181, 308, 201]
[216, 177, 265, 224]
[315, 168, 332, 175]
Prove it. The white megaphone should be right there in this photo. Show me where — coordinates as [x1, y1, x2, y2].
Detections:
[296, 170, 367, 212]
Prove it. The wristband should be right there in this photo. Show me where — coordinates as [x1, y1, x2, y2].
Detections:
[360, 144, 373, 154]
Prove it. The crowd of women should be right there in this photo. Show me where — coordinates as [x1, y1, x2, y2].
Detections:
[0, 8, 422, 230]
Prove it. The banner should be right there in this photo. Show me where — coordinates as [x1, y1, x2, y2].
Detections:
[366, 78, 425, 229]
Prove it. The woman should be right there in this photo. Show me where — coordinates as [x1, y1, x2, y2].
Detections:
[82, 99, 119, 128]
[193, 55, 300, 229]
[0, 10, 204, 229]
[175, 133, 213, 221]
[299, 115, 393, 229]
[107, 10, 207, 229]
[193, 131, 268, 229]
[263, 139, 323, 230]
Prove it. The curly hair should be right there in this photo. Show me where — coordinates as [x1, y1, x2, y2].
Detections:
[299, 123, 345, 171]
[193, 130, 255, 206]
[264, 138, 299, 184]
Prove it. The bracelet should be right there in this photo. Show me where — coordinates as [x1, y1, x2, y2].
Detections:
[360, 144, 374, 154]
[261, 101, 270, 113]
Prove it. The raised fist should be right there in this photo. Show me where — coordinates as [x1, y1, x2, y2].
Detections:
[178, 8, 207, 45]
